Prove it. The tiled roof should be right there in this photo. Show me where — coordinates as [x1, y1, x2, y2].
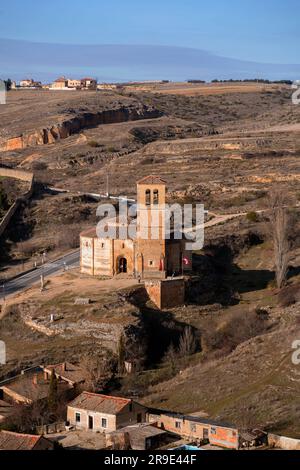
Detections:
[0, 431, 42, 450]
[44, 362, 87, 385]
[68, 392, 132, 415]
[137, 175, 167, 185]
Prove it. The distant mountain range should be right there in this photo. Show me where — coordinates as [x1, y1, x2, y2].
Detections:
[1, 38, 300, 82]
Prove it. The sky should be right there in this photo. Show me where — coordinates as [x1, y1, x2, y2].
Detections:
[0, 0, 299, 81]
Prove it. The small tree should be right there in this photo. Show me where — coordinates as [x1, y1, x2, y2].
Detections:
[47, 370, 58, 412]
[117, 334, 126, 374]
[178, 327, 197, 358]
[268, 188, 291, 289]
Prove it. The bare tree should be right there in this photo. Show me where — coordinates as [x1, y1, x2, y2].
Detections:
[178, 327, 197, 358]
[80, 355, 114, 393]
[268, 188, 291, 289]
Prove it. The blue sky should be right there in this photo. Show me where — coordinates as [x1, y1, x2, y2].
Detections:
[1, 0, 299, 81]
[1, 0, 299, 63]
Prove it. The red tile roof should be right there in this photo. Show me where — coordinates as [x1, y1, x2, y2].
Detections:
[68, 392, 132, 415]
[0, 431, 42, 450]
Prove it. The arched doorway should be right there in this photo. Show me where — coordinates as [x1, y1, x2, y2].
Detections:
[118, 257, 128, 274]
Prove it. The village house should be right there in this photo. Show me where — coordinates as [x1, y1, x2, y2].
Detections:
[67, 78, 82, 89]
[19, 78, 42, 88]
[67, 392, 147, 433]
[51, 76, 69, 89]
[81, 77, 97, 90]
[0, 368, 72, 405]
[0, 430, 54, 450]
[148, 410, 239, 450]
[43, 362, 87, 387]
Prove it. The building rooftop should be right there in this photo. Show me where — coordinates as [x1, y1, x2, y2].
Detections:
[0, 370, 71, 403]
[149, 408, 237, 430]
[137, 175, 167, 185]
[0, 431, 44, 450]
[68, 392, 133, 415]
[44, 362, 87, 385]
[111, 423, 166, 439]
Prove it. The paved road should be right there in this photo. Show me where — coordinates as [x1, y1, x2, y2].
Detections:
[0, 250, 79, 300]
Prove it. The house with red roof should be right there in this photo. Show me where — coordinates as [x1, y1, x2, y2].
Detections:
[67, 392, 147, 433]
[0, 430, 54, 450]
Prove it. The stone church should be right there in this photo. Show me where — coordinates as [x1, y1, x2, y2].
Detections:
[80, 175, 192, 280]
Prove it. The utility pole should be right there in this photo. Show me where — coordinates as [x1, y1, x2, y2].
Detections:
[106, 172, 109, 198]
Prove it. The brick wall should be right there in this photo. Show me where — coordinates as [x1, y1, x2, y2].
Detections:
[145, 278, 185, 309]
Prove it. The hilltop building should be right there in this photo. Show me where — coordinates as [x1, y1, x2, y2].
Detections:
[80, 176, 192, 280]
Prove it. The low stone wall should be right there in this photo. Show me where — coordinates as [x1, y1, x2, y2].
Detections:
[268, 433, 300, 450]
[0, 167, 34, 237]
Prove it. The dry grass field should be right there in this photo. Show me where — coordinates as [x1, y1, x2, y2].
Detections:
[0, 82, 299, 437]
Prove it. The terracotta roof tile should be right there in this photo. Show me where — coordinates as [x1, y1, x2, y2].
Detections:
[137, 175, 167, 185]
[0, 431, 42, 450]
[68, 392, 132, 415]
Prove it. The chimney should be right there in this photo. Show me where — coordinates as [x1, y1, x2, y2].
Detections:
[62, 362, 67, 372]
[32, 374, 38, 385]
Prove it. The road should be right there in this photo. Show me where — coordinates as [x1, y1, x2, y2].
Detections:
[0, 250, 79, 300]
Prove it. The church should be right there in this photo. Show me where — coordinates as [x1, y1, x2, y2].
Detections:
[80, 175, 192, 280]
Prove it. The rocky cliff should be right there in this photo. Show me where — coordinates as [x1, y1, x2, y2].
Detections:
[1, 104, 162, 152]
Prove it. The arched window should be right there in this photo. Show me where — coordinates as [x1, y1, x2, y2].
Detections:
[153, 190, 159, 205]
[146, 189, 151, 206]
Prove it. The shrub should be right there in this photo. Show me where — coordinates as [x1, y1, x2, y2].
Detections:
[246, 211, 258, 222]
[87, 140, 100, 148]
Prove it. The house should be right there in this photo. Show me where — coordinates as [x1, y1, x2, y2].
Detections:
[148, 410, 239, 450]
[81, 78, 97, 90]
[0, 430, 54, 450]
[43, 362, 87, 387]
[0, 399, 14, 423]
[0, 368, 72, 405]
[67, 392, 147, 433]
[67, 79, 81, 89]
[19, 79, 42, 88]
[107, 423, 168, 450]
[51, 77, 69, 89]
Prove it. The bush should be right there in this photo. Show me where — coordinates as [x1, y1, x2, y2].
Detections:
[246, 211, 259, 222]
[87, 140, 101, 148]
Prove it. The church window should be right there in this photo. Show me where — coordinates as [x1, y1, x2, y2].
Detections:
[153, 190, 159, 205]
[146, 189, 151, 206]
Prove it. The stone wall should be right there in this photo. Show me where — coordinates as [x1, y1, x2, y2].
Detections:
[145, 278, 185, 309]
[268, 433, 300, 450]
